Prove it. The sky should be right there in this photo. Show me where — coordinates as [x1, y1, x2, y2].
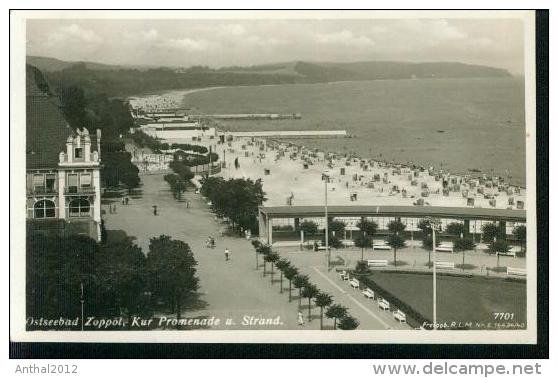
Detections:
[26, 18, 525, 74]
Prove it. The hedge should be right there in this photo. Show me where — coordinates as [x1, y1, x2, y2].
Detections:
[357, 274, 434, 329]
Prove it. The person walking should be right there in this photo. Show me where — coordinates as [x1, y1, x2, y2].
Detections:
[125, 196, 129, 205]
[152, 205, 158, 216]
[224, 247, 230, 261]
[297, 311, 305, 326]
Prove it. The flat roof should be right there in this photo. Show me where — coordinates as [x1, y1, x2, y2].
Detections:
[259, 205, 526, 222]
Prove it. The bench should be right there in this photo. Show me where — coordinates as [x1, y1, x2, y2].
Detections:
[507, 267, 527, 277]
[498, 246, 521, 258]
[373, 243, 391, 250]
[435, 261, 455, 270]
[362, 288, 375, 300]
[378, 298, 390, 311]
[393, 310, 407, 323]
[435, 243, 454, 253]
[349, 278, 360, 289]
[368, 259, 389, 268]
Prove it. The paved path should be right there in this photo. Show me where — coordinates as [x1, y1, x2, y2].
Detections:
[273, 242, 525, 278]
[275, 251, 409, 330]
[104, 173, 366, 330]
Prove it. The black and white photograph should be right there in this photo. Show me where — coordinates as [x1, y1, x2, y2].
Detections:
[9, 10, 542, 348]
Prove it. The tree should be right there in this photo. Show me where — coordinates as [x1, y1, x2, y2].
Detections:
[265, 252, 280, 283]
[357, 218, 378, 237]
[59, 85, 87, 129]
[301, 284, 319, 322]
[354, 235, 372, 261]
[283, 266, 299, 302]
[275, 258, 291, 294]
[513, 225, 527, 253]
[387, 220, 407, 267]
[251, 239, 262, 270]
[387, 219, 406, 235]
[355, 218, 378, 261]
[146, 235, 199, 322]
[26, 234, 100, 322]
[201, 177, 267, 233]
[417, 219, 433, 239]
[314, 292, 333, 330]
[482, 223, 505, 246]
[102, 150, 140, 191]
[453, 237, 476, 269]
[258, 244, 272, 276]
[489, 239, 510, 268]
[97, 240, 149, 323]
[387, 233, 406, 267]
[326, 304, 348, 330]
[329, 219, 346, 239]
[446, 222, 466, 237]
[320, 235, 343, 249]
[299, 220, 318, 244]
[338, 315, 360, 330]
[293, 274, 309, 309]
[422, 234, 441, 251]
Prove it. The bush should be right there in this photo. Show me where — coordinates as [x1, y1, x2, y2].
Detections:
[354, 260, 370, 274]
[337, 315, 359, 330]
[320, 235, 343, 249]
[422, 235, 440, 250]
[454, 237, 476, 251]
[168, 161, 194, 181]
[171, 143, 209, 154]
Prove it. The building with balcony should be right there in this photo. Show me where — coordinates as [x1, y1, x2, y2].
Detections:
[26, 65, 102, 241]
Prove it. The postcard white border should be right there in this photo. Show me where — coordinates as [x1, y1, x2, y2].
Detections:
[10, 9, 538, 344]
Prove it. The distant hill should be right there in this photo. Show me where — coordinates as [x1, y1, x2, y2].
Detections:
[219, 60, 511, 81]
[27, 56, 125, 72]
[28, 55, 512, 97]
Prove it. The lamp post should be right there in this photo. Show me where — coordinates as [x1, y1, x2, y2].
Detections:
[80, 282, 84, 331]
[426, 217, 441, 330]
[494, 236, 499, 268]
[461, 232, 465, 269]
[324, 174, 330, 269]
[361, 231, 367, 261]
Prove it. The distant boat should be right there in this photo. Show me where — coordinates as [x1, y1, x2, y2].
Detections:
[436, 130, 445, 133]
[468, 168, 481, 173]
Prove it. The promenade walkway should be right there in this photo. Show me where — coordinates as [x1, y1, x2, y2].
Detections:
[102, 173, 401, 330]
[272, 242, 526, 279]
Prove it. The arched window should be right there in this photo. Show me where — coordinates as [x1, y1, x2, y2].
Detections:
[34, 200, 56, 219]
[69, 198, 90, 217]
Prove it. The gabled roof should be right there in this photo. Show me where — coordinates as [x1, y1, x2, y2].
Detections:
[26, 65, 73, 169]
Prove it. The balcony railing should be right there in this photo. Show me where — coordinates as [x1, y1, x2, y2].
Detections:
[64, 186, 96, 195]
[28, 186, 57, 195]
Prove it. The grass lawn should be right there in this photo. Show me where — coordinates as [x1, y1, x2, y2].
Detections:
[368, 271, 526, 329]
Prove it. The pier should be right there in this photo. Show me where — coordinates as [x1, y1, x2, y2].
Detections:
[228, 130, 347, 138]
[196, 113, 302, 121]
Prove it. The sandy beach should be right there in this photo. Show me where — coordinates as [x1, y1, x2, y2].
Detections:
[127, 91, 526, 214]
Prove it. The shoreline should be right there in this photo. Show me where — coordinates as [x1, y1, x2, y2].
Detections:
[267, 137, 526, 189]
[128, 79, 526, 189]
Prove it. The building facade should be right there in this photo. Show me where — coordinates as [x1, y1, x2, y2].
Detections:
[26, 65, 102, 241]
